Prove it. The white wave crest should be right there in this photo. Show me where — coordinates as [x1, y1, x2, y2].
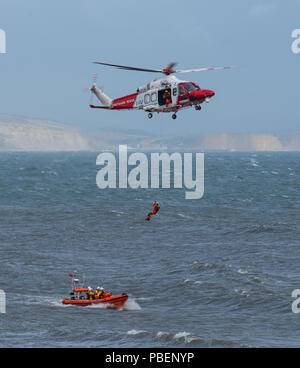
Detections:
[173, 331, 201, 344]
[127, 329, 147, 335]
[174, 331, 191, 340]
[156, 331, 172, 338]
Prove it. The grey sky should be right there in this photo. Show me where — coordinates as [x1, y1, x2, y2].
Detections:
[0, 0, 299, 136]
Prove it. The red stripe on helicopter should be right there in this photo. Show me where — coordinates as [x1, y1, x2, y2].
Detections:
[111, 93, 138, 110]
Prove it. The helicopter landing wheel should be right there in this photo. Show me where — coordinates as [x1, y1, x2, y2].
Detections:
[195, 105, 202, 111]
[148, 113, 153, 119]
[172, 113, 177, 119]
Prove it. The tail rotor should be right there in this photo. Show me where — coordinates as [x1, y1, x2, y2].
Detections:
[84, 74, 112, 107]
[83, 74, 102, 104]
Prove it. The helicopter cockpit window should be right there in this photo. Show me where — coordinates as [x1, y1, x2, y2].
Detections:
[179, 85, 186, 96]
[185, 83, 199, 93]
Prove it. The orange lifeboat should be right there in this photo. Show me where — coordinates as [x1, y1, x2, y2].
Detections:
[62, 273, 128, 308]
[62, 293, 128, 308]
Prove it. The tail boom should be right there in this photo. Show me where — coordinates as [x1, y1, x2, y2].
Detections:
[90, 90, 138, 110]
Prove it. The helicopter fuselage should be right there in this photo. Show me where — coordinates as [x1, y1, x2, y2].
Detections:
[90, 75, 215, 118]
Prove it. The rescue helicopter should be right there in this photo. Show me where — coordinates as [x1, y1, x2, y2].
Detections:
[88, 61, 235, 119]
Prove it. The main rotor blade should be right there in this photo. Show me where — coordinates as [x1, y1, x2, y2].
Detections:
[93, 61, 239, 75]
[93, 61, 163, 73]
[175, 66, 238, 73]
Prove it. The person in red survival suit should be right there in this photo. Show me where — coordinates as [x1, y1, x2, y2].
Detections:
[146, 201, 160, 221]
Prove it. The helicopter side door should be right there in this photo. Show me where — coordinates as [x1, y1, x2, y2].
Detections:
[158, 88, 172, 106]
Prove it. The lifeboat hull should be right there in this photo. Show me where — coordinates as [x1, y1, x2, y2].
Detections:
[62, 293, 128, 308]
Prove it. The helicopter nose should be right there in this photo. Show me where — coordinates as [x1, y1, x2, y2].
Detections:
[190, 90, 206, 100]
[204, 89, 215, 98]
[190, 89, 215, 101]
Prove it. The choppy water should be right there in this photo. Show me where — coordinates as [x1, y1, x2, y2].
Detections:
[0, 151, 300, 347]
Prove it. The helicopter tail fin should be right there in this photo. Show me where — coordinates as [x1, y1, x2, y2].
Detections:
[90, 84, 112, 107]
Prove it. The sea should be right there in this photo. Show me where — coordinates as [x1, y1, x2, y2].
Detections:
[0, 151, 299, 348]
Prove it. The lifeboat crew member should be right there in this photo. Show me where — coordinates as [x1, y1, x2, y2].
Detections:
[87, 286, 95, 300]
[95, 286, 105, 299]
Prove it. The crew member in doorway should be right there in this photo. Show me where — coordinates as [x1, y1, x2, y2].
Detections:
[163, 90, 171, 107]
